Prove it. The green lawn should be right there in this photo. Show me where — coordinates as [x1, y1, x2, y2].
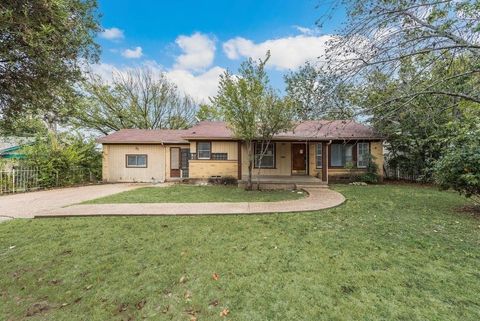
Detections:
[1, 185, 479, 321]
[82, 184, 306, 204]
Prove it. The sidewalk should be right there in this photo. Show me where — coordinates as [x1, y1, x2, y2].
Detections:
[35, 187, 346, 217]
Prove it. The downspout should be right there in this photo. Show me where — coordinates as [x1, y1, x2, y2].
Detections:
[326, 140, 332, 185]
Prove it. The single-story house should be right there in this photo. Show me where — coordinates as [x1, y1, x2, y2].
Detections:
[97, 120, 384, 184]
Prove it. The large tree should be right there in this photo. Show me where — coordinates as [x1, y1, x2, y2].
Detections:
[73, 67, 197, 134]
[322, 0, 480, 107]
[0, 0, 100, 123]
[211, 52, 295, 190]
[284, 62, 357, 120]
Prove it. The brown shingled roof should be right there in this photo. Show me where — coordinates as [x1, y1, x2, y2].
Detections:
[97, 129, 189, 144]
[97, 120, 382, 144]
[183, 120, 382, 140]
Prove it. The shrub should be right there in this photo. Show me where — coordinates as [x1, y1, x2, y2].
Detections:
[208, 176, 238, 186]
[356, 156, 379, 183]
[21, 132, 101, 188]
[434, 143, 480, 205]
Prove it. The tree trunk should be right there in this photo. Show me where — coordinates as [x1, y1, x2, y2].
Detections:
[247, 159, 253, 190]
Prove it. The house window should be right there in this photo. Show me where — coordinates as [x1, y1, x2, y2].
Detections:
[254, 142, 275, 168]
[197, 142, 211, 159]
[126, 154, 147, 168]
[211, 153, 228, 160]
[357, 142, 369, 168]
[316, 143, 323, 168]
[330, 144, 353, 167]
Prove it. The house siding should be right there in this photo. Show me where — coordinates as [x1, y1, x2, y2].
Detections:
[189, 160, 238, 178]
[102, 144, 165, 183]
[241, 142, 292, 177]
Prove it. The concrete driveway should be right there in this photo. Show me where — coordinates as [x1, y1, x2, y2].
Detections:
[0, 183, 143, 219]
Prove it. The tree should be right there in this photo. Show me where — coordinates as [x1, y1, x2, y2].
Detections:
[322, 0, 480, 107]
[434, 120, 480, 206]
[284, 62, 357, 120]
[356, 57, 479, 181]
[73, 68, 197, 134]
[211, 52, 295, 190]
[0, 0, 100, 123]
[196, 103, 223, 121]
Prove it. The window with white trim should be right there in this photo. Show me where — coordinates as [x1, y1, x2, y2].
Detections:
[254, 142, 275, 168]
[197, 142, 211, 159]
[126, 154, 147, 168]
[316, 143, 323, 168]
[357, 142, 369, 168]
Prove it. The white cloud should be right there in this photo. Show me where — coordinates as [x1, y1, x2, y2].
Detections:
[223, 34, 335, 70]
[174, 32, 216, 71]
[100, 27, 124, 40]
[293, 25, 317, 35]
[89, 61, 224, 102]
[122, 46, 143, 59]
[166, 66, 225, 102]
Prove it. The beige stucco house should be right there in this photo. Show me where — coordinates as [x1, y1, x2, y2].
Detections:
[97, 120, 384, 184]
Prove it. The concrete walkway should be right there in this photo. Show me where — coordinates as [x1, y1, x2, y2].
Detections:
[34, 186, 345, 217]
[0, 183, 144, 219]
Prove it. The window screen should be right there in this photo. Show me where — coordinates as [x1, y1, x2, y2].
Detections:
[126, 155, 147, 168]
[197, 142, 211, 159]
[357, 142, 369, 168]
[316, 143, 323, 168]
[254, 142, 275, 168]
[330, 144, 353, 167]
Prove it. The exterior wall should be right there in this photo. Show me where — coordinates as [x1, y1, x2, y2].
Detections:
[190, 141, 238, 160]
[241, 141, 292, 177]
[102, 144, 165, 183]
[370, 140, 384, 181]
[188, 140, 239, 179]
[189, 160, 238, 178]
[308, 142, 322, 179]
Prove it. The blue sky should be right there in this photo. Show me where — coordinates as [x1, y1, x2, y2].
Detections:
[95, 0, 346, 101]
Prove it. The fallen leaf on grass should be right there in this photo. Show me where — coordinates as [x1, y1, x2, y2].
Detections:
[184, 290, 192, 300]
[179, 275, 188, 283]
[85, 284, 93, 290]
[136, 299, 146, 310]
[117, 303, 128, 313]
[220, 308, 229, 317]
[209, 299, 219, 307]
[212, 273, 220, 281]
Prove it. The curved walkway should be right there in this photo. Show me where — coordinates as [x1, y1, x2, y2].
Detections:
[35, 186, 346, 217]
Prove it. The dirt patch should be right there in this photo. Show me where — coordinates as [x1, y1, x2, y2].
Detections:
[25, 301, 51, 317]
[455, 205, 480, 218]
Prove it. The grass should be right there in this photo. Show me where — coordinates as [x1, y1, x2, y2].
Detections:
[82, 184, 306, 204]
[1, 185, 479, 321]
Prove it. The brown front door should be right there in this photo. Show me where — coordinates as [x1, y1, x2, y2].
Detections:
[291, 143, 307, 171]
[170, 147, 181, 178]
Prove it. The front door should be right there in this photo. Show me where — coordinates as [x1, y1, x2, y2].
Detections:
[291, 143, 307, 173]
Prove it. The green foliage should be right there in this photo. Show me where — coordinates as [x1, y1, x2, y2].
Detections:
[355, 155, 380, 183]
[0, 0, 100, 121]
[285, 62, 358, 120]
[22, 133, 101, 187]
[197, 103, 223, 121]
[434, 122, 480, 204]
[211, 52, 295, 189]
